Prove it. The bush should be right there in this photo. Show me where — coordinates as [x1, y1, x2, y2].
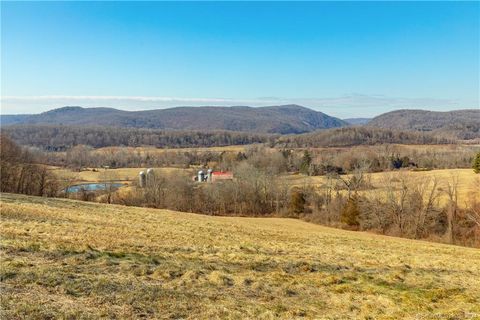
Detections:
[1, 134, 59, 196]
[289, 189, 306, 215]
[340, 196, 360, 228]
[473, 152, 480, 174]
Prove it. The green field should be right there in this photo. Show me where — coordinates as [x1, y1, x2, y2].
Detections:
[1, 193, 479, 319]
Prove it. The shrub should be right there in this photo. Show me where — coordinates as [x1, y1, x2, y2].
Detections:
[340, 196, 360, 228]
[289, 189, 306, 215]
[473, 152, 480, 174]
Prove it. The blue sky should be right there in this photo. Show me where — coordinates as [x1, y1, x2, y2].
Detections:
[1, 1, 479, 118]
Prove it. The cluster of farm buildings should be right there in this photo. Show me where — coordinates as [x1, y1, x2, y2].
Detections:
[138, 168, 233, 187]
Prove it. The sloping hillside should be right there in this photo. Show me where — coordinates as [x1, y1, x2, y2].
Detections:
[0, 105, 347, 134]
[1, 193, 479, 319]
[0, 114, 32, 126]
[2, 124, 454, 150]
[369, 109, 480, 139]
[276, 126, 453, 147]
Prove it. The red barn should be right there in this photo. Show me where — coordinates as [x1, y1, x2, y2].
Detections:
[193, 169, 234, 183]
[211, 171, 233, 183]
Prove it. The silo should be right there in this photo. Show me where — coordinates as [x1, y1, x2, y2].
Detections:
[146, 168, 154, 185]
[207, 169, 213, 182]
[139, 171, 146, 188]
[198, 170, 205, 182]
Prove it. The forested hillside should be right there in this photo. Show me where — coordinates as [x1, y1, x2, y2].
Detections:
[369, 109, 480, 139]
[2, 125, 454, 150]
[0, 114, 31, 125]
[276, 127, 454, 148]
[343, 118, 371, 125]
[0, 105, 347, 134]
[2, 125, 275, 150]
[3, 107, 478, 149]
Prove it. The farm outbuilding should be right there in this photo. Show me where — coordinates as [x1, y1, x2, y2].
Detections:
[210, 171, 234, 182]
[193, 169, 233, 183]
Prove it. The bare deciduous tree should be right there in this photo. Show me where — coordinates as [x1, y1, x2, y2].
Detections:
[444, 174, 459, 244]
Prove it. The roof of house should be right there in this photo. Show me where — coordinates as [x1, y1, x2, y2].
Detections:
[212, 171, 233, 176]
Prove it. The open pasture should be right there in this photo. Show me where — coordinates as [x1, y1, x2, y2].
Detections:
[1, 193, 479, 319]
[92, 144, 251, 155]
[53, 165, 478, 207]
[285, 168, 479, 207]
[52, 167, 191, 183]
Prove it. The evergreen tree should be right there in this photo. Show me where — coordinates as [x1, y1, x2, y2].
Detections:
[300, 150, 312, 175]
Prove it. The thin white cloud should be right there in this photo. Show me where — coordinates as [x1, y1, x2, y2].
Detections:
[1, 95, 276, 104]
[295, 94, 465, 109]
[1, 94, 477, 118]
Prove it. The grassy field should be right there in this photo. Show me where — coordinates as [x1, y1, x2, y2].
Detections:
[1, 193, 479, 319]
[285, 168, 479, 207]
[53, 167, 189, 183]
[94, 143, 478, 155]
[93, 145, 251, 155]
[54, 166, 478, 207]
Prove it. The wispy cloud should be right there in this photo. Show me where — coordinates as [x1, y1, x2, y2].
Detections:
[2, 95, 268, 103]
[1, 94, 477, 118]
[294, 94, 467, 109]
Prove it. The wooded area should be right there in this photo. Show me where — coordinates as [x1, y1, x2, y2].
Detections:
[2, 125, 458, 151]
[1, 132, 479, 247]
[0, 135, 58, 196]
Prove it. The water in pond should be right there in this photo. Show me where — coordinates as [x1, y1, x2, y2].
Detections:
[65, 183, 124, 193]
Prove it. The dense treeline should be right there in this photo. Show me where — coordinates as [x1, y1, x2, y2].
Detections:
[2, 125, 458, 151]
[45, 145, 227, 169]
[277, 127, 455, 148]
[10, 122, 468, 173]
[3, 125, 275, 150]
[32, 142, 477, 173]
[0, 135, 58, 196]
[298, 144, 478, 173]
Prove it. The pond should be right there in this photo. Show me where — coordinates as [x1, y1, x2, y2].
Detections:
[65, 183, 125, 193]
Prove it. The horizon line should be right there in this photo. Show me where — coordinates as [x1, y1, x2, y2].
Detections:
[1, 94, 477, 118]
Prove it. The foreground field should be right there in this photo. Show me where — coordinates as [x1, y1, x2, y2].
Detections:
[1, 194, 479, 319]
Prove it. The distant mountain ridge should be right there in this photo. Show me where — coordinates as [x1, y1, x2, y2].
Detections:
[343, 118, 371, 125]
[0, 114, 32, 126]
[3, 106, 478, 138]
[368, 109, 480, 139]
[0, 105, 347, 134]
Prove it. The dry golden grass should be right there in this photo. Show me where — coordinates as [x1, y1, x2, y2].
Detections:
[285, 169, 479, 207]
[1, 193, 479, 319]
[94, 145, 250, 155]
[301, 143, 479, 157]
[53, 167, 188, 183]
[54, 166, 478, 208]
